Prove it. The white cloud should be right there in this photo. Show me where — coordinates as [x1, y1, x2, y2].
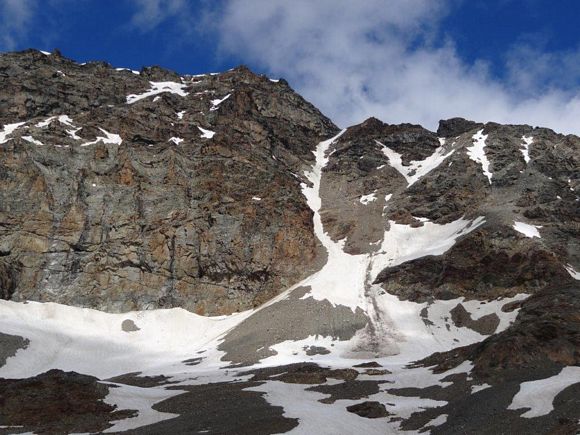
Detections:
[0, 0, 36, 50]
[129, 0, 189, 31]
[213, 0, 580, 135]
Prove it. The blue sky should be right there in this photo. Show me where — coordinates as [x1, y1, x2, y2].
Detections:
[2, 0, 580, 134]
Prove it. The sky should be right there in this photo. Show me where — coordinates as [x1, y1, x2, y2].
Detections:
[2, 0, 580, 134]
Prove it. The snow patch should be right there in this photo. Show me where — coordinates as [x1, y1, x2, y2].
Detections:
[521, 136, 533, 164]
[371, 216, 486, 277]
[176, 110, 186, 120]
[168, 137, 183, 145]
[360, 192, 377, 205]
[564, 265, 580, 280]
[376, 140, 454, 187]
[58, 115, 74, 126]
[0, 122, 25, 144]
[508, 366, 580, 418]
[0, 299, 251, 379]
[81, 128, 122, 147]
[67, 128, 82, 140]
[22, 135, 43, 146]
[210, 94, 231, 111]
[115, 67, 140, 75]
[512, 221, 542, 238]
[102, 383, 178, 432]
[127, 82, 188, 104]
[467, 130, 492, 184]
[198, 126, 215, 139]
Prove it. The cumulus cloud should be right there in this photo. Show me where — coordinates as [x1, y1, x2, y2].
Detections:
[213, 0, 580, 135]
[0, 0, 36, 50]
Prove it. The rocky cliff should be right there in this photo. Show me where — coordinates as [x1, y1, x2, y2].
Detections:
[0, 49, 336, 314]
[0, 49, 578, 435]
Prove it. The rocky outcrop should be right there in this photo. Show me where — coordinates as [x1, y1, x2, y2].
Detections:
[0, 369, 136, 434]
[416, 282, 580, 379]
[0, 50, 337, 314]
[317, 116, 579, 301]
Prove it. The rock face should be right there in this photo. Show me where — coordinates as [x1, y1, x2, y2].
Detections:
[0, 49, 579, 435]
[320, 116, 579, 301]
[0, 49, 336, 314]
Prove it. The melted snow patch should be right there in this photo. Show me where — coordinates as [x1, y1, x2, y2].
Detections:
[81, 128, 122, 147]
[127, 81, 188, 104]
[198, 126, 215, 139]
[467, 130, 492, 184]
[376, 140, 454, 187]
[360, 192, 377, 205]
[512, 221, 542, 238]
[210, 93, 231, 111]
[508, 366, 580, 417]
[521, 136, 533, 164]
[0, 122, 26, 144]
[168, 137, 184, 145]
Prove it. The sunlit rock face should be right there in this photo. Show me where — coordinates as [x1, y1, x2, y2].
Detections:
[0, 50, 579, 435]
[0, 50, 337, 314]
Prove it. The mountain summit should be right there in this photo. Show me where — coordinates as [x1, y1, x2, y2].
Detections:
[0, 50, 578, 434]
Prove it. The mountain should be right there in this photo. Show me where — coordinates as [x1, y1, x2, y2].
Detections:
[0, 49, 578, 435]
